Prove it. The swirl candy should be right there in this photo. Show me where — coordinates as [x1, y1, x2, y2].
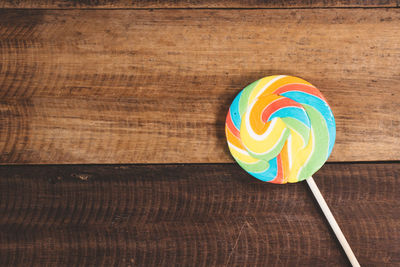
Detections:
[225, 75, 336, 184]
[224, 78, 361, 266]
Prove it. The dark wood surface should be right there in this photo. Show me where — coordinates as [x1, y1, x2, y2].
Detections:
[0, 163, 399, 266]
[1, 9, 400, 164]
[1, 2, 399, 266]
[0, 0, 397, 8]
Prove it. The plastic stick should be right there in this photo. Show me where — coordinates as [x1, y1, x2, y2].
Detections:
[306, 177, 360, 267]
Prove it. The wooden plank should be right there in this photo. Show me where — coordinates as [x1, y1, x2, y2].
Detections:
[1, 9, 400, 164]
[0, 163, 398, 266]
[0, 0, 397, 9]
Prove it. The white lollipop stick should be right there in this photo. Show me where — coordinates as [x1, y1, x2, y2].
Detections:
[306, 177, 360, 267]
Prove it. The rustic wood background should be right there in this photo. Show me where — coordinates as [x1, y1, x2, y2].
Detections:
[0, 163, 399, 266]
[0, 1, 399, 266]
[1, 6, 400, 164]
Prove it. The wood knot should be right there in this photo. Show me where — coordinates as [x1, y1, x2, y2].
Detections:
[71, 173, 91, 181]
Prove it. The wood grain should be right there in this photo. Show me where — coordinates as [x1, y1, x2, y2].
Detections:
[1, 9, 400, 163]
[0, 0, 397, 9]
[0, 163, 398, 266]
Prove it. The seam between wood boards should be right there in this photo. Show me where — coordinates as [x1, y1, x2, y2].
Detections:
[0, 6, 399, 10]
[0, 161, 399, 167]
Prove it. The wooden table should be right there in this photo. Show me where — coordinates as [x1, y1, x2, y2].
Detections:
[0, 1, 399, 266]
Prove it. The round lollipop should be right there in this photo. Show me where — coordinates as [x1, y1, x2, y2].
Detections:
[225, 75, 360, 266]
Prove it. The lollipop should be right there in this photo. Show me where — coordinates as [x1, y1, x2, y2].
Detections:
[226, 75, 335, 183]
[226, 75, 360, 266]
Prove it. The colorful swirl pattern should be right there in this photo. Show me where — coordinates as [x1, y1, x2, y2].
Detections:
[225, 75, 336, 183]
